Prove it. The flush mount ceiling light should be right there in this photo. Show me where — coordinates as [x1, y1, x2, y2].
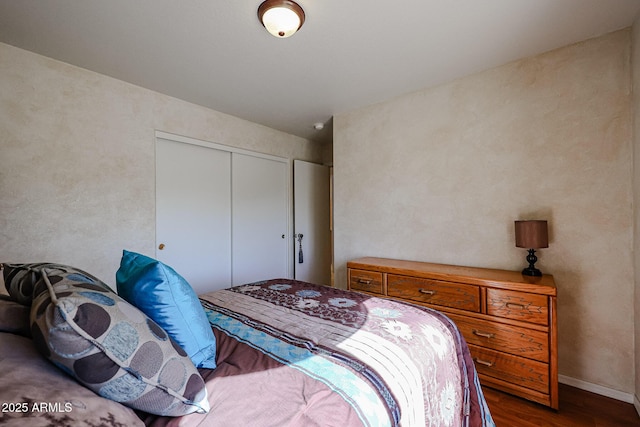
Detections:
[258, 0, 305, 38]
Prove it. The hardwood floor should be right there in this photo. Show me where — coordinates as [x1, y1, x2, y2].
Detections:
[483, 384, 640, 426]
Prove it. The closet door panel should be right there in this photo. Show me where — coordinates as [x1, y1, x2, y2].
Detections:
[156, 138, 232, 294]
[231, 153, 288, 286]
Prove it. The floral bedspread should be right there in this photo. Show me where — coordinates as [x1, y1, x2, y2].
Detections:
[191, 279, 494, 427]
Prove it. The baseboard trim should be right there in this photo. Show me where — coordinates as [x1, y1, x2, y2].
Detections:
[559, 375, 634, 404]
[635, 395, 640, 417]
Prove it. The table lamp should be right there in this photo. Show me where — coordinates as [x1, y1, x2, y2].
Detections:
[515, 220, 549, 276]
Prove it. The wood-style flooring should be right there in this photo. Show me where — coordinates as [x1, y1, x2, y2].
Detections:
[483, 383, 640, 426]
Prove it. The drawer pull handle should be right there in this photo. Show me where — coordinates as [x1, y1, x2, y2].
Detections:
[418, 288, 436, 296]
[506, 302, 526, 310]
[472, 330, 495, 339]
[474, 358, 494, 368]
[357, 278, 372, 285]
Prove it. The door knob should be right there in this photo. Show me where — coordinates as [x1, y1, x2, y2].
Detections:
[158, 243, 165, 250]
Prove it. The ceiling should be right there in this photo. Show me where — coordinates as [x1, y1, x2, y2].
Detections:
[1, 1, 639, 144]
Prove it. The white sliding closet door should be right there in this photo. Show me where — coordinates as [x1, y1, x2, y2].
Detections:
[156, 133, 291, 293]
[231, 152, 288, 286]
[156, 138, 232, 294]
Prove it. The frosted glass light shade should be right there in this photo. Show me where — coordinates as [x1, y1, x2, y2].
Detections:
[258, 0, 305, 38]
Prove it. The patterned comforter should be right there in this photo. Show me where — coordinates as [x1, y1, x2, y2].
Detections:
[144, 279, 495, 427]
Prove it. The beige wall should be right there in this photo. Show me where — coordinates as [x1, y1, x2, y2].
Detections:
[334, 30, 634, 395]
[633, 17, 640, 410]
[0, 42, 322, 287]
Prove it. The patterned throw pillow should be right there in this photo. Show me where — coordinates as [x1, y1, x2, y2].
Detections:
[4, 263, 209, 416]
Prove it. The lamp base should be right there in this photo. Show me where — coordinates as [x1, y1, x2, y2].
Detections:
[522, 248, 543, 276]
[521, 266, 542, 276]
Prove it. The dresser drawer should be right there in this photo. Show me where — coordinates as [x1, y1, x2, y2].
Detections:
[387, 274, 480, 312]
[348, 269, 383, 294]
[469, 344, 549, 394]
[448, 313, 548, 362]
[486, 289, 549, 325]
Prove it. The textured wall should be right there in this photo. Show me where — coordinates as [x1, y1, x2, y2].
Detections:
[0, 42, 322, 287]
[633, 18, 640, 409]
[334, 30, 633, 394]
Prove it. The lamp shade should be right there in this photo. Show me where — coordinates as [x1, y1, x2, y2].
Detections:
[515, 220, 548, 249]
[258, 0, 305, 38]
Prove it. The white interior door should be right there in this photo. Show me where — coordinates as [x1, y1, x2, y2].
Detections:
[156, 138, 232, 294]
[231, 152, 289, 285]
[294, 160, 331, 285]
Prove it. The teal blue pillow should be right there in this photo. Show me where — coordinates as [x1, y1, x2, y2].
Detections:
[116, 250, 217, 369]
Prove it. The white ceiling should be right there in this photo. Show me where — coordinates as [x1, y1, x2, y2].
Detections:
[1, 1, 639, 144]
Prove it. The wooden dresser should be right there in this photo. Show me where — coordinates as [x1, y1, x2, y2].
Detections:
[347, 257, 558, 409]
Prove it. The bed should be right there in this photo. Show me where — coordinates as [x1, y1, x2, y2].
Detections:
[0, 257, 495, 427]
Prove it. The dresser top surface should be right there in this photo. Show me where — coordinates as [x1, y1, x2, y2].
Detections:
[347, 257, 556, 295]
